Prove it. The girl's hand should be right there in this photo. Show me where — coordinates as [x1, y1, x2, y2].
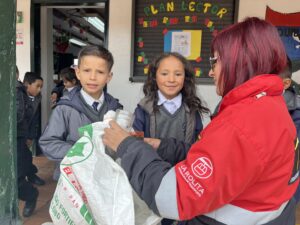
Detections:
[103, 120, 130, 151]
[144, 138, 161, 150]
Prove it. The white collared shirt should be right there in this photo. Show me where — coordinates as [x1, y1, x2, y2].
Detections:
[67, 86, 75, 92]
[28, 96, 35, 102]
[157, 90, 182, 114]
[80, 89, 104, 111]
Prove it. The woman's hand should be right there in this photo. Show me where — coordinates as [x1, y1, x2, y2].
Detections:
[103, 120, 130, 151]
[144, 138, 161, 150]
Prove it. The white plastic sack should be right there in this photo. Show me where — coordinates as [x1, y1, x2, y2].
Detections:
[50, 111, 161, 225]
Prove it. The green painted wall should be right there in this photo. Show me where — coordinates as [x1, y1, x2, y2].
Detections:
[0, 0, 19, 224]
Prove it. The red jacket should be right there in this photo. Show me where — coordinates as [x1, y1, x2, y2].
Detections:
[175, 74, 298, 223]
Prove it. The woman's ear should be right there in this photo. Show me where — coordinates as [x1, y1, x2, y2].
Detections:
[283, 78, 292, 90]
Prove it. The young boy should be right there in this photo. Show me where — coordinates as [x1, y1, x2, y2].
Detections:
[39, 45, 123, 180]
[16, 69, 41, 217]
[23, 72, 45, 185]
[279, 57, 300, 202]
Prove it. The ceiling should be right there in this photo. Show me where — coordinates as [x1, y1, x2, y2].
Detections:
[52, 6, 106, 48]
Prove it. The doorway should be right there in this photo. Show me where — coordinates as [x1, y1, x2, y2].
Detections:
[32, 0, 109, 154]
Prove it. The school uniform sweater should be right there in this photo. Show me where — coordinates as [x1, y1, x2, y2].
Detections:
[133, 96, 203, 145]
[39, 87, 123, 161]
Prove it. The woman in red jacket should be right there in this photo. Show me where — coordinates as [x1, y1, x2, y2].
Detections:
[103, 17, 298, 225]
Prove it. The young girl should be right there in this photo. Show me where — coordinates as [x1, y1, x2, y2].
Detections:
[133, 52, 209, 224]
[51, 67, 79, 108]
[60, 67, 80, 94]
[133, 52, 209, 144]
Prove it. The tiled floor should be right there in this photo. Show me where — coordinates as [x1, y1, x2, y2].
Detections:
[19, 156, 300, 225]
[19, 156, 56, 225]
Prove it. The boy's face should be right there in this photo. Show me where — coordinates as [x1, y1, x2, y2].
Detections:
[26, 79, 43, 97]
[76, 55, 112, 99]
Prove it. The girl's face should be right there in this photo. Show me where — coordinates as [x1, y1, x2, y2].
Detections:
[63, 78, 76, 89]
[155, 56, 185, 100]
[208, 52, 223, 96]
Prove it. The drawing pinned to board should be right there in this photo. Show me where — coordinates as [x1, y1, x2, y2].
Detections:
[164, 30, 202, 60]
[144, 65, 149, 74]
[138, 37, 144, 48]
[265, 6, 300, 73]
[138, 56, 143, 62]
[172, 31, 191, 57]
[194, 67, 201, 77]
[195, 57, 202, 63]
[137, 51, 149, 69]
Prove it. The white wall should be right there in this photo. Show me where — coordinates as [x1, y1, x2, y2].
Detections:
[107, 0, 144, 114]
[16, 0, 31, 81]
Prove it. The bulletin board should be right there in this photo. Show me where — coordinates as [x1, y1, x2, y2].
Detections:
[130, 0, 238, 83]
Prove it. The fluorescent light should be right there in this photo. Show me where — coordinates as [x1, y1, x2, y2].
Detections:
[84, 17, 105, 33]
[69, 38, 87, 46]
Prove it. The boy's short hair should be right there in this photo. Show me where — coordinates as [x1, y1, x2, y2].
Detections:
[59, 67, 78, 83]
[77, 45, 114, 71]
[279, 56, 292, 79]
[24, 72, 43, 84]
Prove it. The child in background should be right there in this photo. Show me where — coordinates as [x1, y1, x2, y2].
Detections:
[16, 68, 40, 217]
[39, 45, 123, 180]
[23, 72, 45, 186]
[50, 67, 79, 108]
[132, 52, 209, 225]
[50, 80, 64, 108]
[279, 56, 300, 202]
[60, 67, 79, 93]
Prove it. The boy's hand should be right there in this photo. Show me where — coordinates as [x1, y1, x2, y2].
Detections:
[144, 138, 161, 150]
[26, 139, 33, 148]
[103, 120, 130, 151]
[50, 93, 58, 103]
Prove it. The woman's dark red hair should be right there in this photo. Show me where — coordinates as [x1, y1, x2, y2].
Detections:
[211, 17, 287, 96]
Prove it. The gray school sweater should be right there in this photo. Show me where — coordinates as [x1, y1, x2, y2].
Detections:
[39, 87, 123, 161]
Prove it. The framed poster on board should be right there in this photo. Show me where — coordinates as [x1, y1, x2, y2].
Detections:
[130, 0, 239, 83]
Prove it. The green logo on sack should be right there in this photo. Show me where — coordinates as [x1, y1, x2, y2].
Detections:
[62, 136, 94, 165]
[78, 124, 93, 138]
[80, 205, 95, 225]
[67, 142, 87, 158]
